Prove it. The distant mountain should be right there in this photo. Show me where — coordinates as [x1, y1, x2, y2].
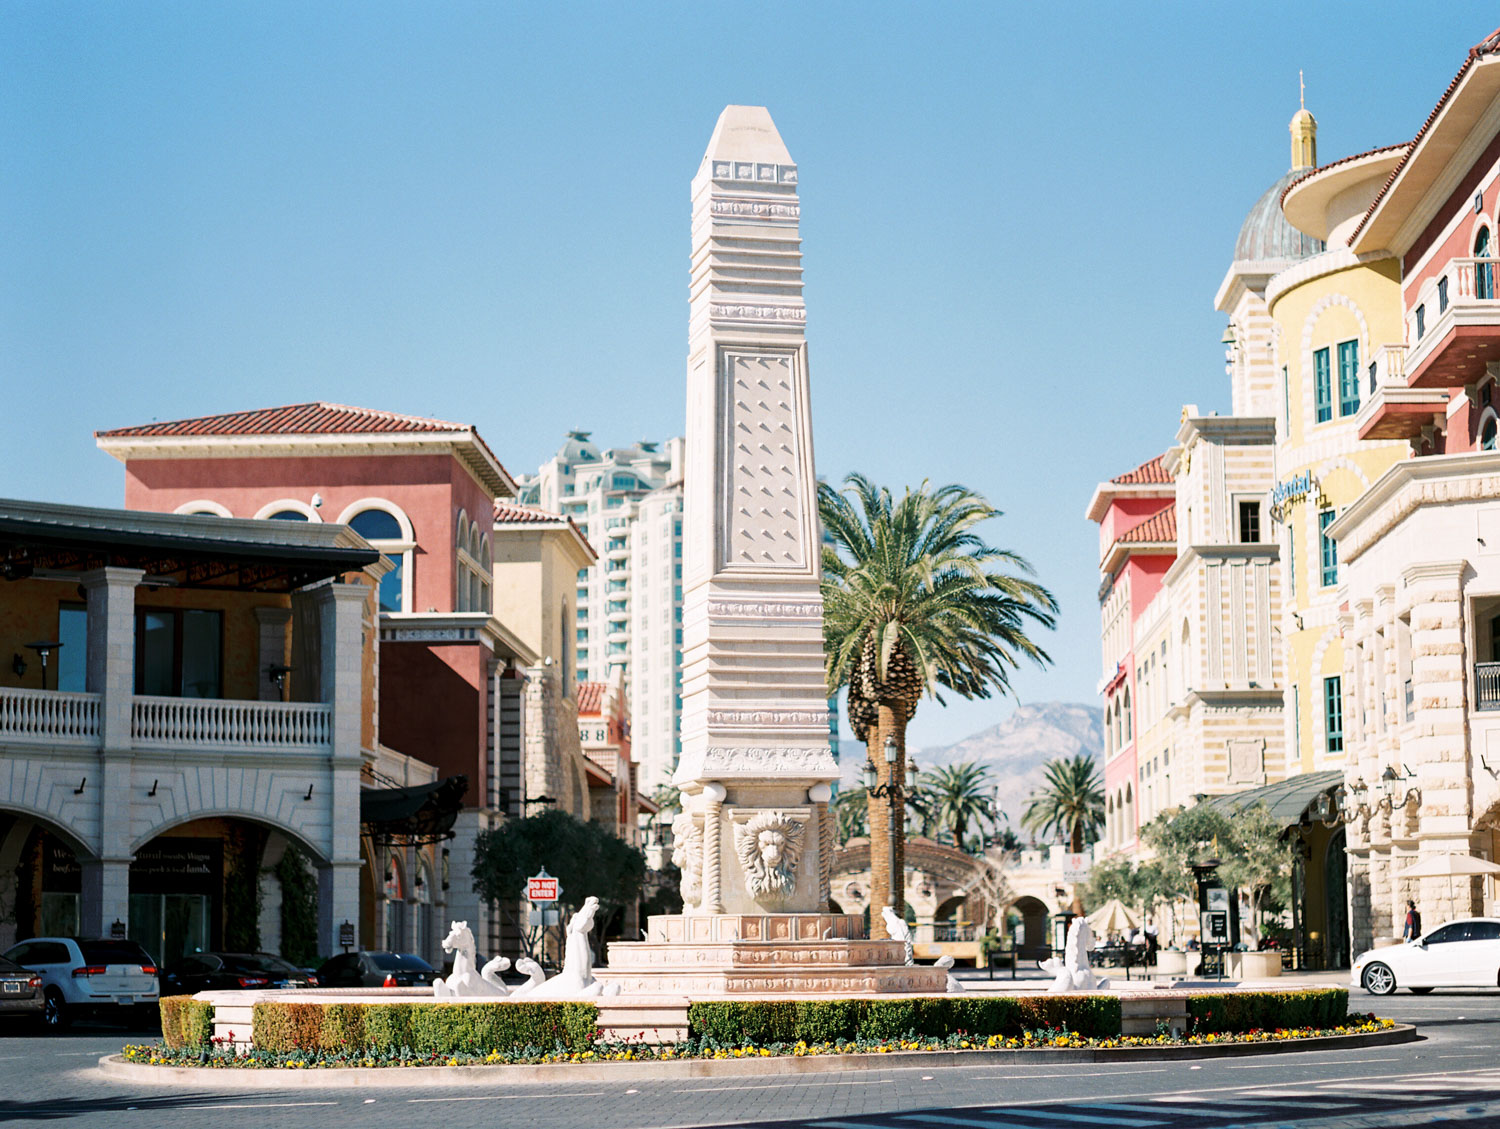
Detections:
[839, 702, 1103, 829]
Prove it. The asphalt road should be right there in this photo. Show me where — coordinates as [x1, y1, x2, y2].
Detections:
[2, 990, 1499, 1128]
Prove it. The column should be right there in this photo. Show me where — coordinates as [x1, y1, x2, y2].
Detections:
[317, 860, 362, 959]
[80, 567, 143, 938]
[701, 783, 725, 915]
[809, 783, 832, 912]
[254, 606, 292, 701]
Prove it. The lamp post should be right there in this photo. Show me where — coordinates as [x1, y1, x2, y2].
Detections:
[864, 734, 918, 932]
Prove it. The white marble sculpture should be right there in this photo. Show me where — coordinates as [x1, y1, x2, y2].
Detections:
[508, 956, 547, 997]
[1039, 916, 1111, 994]
[935, 954, 964, 993]
[881, 906, 915, 966]
[432, 921, 511, 998]
[518, 897, 605, 1001]
[733, 811, 806, 905]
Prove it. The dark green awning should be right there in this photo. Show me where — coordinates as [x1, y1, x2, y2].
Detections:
[361, 775, 468, 845]
[1201, 769, 1344, 827]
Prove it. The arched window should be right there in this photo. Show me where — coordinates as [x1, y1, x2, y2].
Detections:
[1123, 687, 1132, 743]
[340, 501, 414, 613]
[267, 510, 310, 522]
[1477, 226, 1494, 301]
[173, 500, 232, 518]
[1482, 412, 1498, 452]
[254, 499, 322, 522]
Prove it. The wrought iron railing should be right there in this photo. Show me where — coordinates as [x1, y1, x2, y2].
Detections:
[1477, 663, 1500, 712]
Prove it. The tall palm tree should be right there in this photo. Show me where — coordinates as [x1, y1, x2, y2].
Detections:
[922, 761, 995, 850]
[1021, 755, 1105, 854]
[820, 474, 1057, 935]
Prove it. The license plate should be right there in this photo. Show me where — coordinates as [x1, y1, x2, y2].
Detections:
[118, 995, 133, 1006]
[1, 982, 20, 994]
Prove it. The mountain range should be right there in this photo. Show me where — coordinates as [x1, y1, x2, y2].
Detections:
[839, 701, 1104, 829]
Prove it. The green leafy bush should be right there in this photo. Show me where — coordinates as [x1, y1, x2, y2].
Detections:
[1186, 988, 1348, 1034]
[688, 995, 1121, 1044]
[252, 1000, 599, 1055]
[158, 996, 214, 1050]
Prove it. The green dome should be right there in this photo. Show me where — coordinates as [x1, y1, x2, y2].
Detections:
[1234, 168, 1324, 262]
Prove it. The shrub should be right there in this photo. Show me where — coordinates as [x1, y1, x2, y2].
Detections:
[158, 996, 214, 1050]
[687, 995, 1120, 1044]
[251, 1000, 599, 1055]
[1186, 988, 1348, 1035]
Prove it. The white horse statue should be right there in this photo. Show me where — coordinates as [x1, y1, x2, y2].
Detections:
[433, 920, 511, 998]
[1039, 915, 1110, 994]
[521, 896, 606, 1000]
[508, 956, 548, 997]
[881, 906, 914, 966]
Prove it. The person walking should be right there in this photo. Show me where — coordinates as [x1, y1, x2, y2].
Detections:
[1402, 899, 1422, 942]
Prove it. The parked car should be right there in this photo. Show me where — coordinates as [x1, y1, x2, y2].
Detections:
[0, 954, 44, 1025]
[2, 938, 159, 1030]
[315, 951, 438, 988]
[161, 952, 319, 995]
[1353, 917, 1500, 994]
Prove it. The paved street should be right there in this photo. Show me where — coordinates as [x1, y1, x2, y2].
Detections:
[2, 989, 1499, 1128]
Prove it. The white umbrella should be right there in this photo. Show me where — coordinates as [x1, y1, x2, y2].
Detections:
[1086, 898, 1140, 937]
[1399, 853, 1500, 923]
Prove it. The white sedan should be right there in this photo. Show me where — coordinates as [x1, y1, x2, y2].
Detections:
[1352, 917, 1500, 994]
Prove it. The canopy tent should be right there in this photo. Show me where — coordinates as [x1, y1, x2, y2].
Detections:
[1399, 852, 1500, 924]
[1200, 770, 1345, 827]
[1086, 898, 1139, 937]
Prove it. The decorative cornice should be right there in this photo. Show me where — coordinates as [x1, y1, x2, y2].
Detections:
[1329, 451, 1500, 563]
[711, 199, 800, 221]
[675, 744, 839, 782]
[707, 709, 831, 728]
[707, 600, 821, 619]
[709, 304, 807, 324]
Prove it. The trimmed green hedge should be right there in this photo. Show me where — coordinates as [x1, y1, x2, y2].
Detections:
[1186, 988, 1349, 1035]
[688, 995, 1124, 1044]
[158, 996, 214, 1050]
[252, 1001, 599, 1055]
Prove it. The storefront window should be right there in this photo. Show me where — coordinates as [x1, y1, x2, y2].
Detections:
[135, 609, 222, 698]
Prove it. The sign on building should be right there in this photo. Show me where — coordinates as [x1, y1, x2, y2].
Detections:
[1062, 853, 1091, 883]
[526, 868, 560, 903]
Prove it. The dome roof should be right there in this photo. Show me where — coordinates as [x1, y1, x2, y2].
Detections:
[1234, 168, 1325, 262]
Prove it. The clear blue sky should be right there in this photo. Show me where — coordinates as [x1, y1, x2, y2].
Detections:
[3, 3, 1496, 752]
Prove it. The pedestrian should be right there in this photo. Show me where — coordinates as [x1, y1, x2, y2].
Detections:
[1402, 899, 1422, 941]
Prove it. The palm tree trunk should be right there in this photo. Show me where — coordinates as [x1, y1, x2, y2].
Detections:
[1070, 819, 1083, 856]
[866, 703, 908, 939]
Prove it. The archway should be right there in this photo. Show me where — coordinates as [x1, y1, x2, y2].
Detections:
[0, 809, 98, 947]
[1007, 895, 1050, 961]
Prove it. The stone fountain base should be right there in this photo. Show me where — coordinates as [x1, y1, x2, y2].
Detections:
[597, 913, 947, 997]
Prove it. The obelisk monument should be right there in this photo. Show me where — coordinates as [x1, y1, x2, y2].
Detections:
[673, 106, 840, 918]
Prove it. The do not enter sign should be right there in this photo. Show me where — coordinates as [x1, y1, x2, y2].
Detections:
[527, 869, 560, 903]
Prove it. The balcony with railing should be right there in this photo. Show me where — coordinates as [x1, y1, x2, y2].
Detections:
[0, 687, 100, 747]
[0, 686, 331, 754]
[1405, 257, 1500, 389]
[1477, 663, 1500, 712]
[1355, 343, 1450, 441]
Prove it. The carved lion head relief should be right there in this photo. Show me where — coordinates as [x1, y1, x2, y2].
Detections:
[733, 810, 806, 905]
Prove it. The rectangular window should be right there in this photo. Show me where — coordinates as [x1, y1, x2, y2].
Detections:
[1337, 339, 1360, 416]
[1292, 684, 1301, 759]
[576, 628, 588, 642]
[1368, 360, 1377, 396]
[1319, 508, 1338, 586]
[1237, 500, 1261, 543]
[1438, 275, 1450, 313]
[1314, 347, 1332, 423]
[56, 604, 88, 693]
[1324, 675, 1344, 755]
[1281, 365, 1290, 430]
[1416, 304, 1426, 340]
[135, 608, 222, 699]
[1287, 526, 1296, 597]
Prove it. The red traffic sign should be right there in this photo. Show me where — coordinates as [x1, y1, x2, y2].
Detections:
[526, 869, 560, 903]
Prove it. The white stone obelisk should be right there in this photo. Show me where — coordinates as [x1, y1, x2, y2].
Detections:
[673, 106, 838, 917]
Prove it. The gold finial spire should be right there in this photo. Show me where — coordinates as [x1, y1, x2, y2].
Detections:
[1290, 72, 1317, 171]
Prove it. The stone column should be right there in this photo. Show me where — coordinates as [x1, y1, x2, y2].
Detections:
[701, 782, 726, 915]
[810, 783, 832, 912]
[79, 567, 144, 939]
[254, 606, 292, 701]
[307, 580, 369, 956]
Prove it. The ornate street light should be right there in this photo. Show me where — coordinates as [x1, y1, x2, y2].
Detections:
[864, 735, 913, 931]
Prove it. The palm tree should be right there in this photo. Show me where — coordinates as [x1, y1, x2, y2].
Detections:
[1021, 755, 1105, 854]
[820, 474, 1057, 934]
[922, 761, 995, 849]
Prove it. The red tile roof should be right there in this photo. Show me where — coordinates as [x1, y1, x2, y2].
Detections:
[576, 682, 606, 716]
[1351, 27, 1500, 246]
[97, 402, 468, 439]
[493, 502, 567, 524]
[1118, 503, 1176, 545]
[1279, 143, 1411, 212]
[1110, 454, 1172, 485]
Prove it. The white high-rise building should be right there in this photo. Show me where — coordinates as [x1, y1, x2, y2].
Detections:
[516, 433, 685, 793]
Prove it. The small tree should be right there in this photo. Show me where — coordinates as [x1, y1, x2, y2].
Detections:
[471, 809, 646, 960]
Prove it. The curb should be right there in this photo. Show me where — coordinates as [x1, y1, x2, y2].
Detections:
[94, 1024, 1418, 1089]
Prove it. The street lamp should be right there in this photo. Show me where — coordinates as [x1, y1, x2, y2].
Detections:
[864, 735, 914, 930]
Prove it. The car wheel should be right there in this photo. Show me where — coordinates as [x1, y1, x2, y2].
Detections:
[42, 988, 70, 1032]
[1363, 962, 1397, 996]
[1408, 986, 1435, 995]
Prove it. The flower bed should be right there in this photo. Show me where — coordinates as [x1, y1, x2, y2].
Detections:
[122, 1013, 1397, 1070]
[140, 987, 1367, 1069]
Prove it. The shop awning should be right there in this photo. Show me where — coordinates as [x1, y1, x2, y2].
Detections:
[360, 775, 468, 845]
[1201, 769, 1345, 827]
